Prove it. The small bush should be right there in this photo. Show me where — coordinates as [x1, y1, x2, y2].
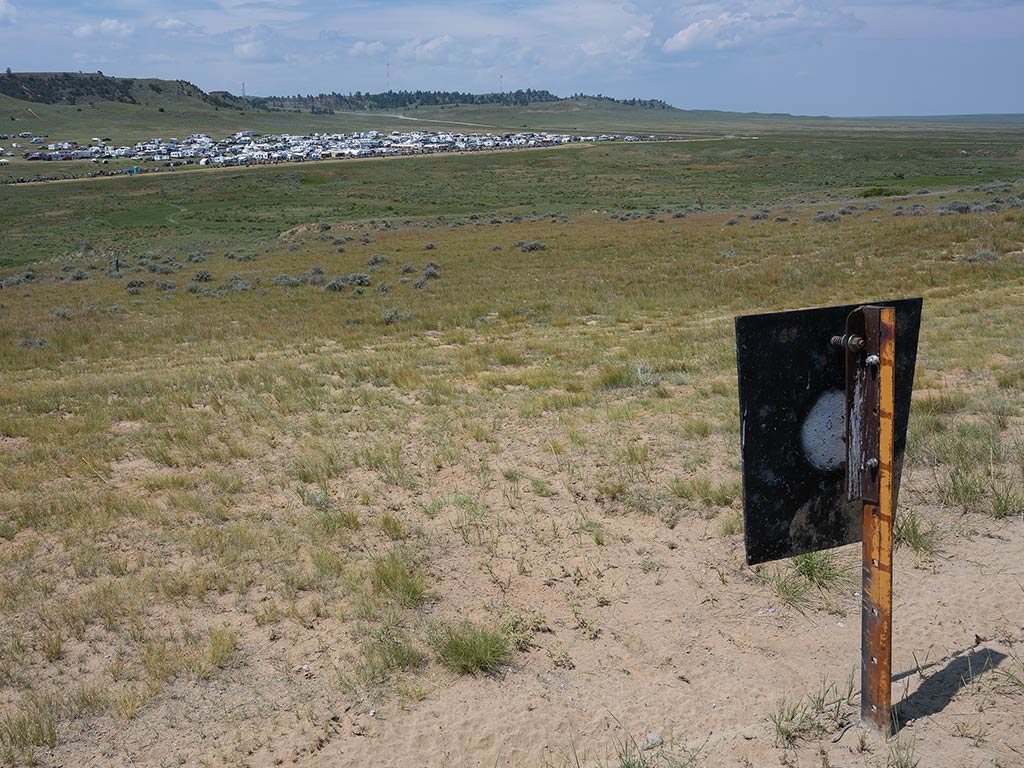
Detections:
[18, 337, 47, 350]
[812, 211, 841, 223]
[423, 242, 436, 250]
[519, 241, 546, 252]
[429, 621, 509, 675]
[382, 307, 413, 325]
[325, 273, 372, 292]
[933, 200, 973, 216]
[194, 269, 212, 282]
[155, 280, 176, 292]
[272, 274, 301, 287]
[961, 249, 998, 263]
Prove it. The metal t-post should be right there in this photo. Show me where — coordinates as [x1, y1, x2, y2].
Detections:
[837, 305, 896, 733]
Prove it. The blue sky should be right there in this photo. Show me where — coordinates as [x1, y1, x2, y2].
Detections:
[1, 1, 1021, 116]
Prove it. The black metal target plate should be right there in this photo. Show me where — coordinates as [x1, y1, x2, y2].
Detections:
[735, 298, 921, 565]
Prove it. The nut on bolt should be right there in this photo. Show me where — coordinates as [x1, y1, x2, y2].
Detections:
[830, 334, 865, 352]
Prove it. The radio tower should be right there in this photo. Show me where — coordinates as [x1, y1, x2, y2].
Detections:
[242, 82, 246, 98]
[386, 61, 390, 92]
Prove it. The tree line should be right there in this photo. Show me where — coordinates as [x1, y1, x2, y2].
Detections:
[248, 89, 672, 112]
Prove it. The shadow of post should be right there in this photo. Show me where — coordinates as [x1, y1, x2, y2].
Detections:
[892, 648, 1007, 731]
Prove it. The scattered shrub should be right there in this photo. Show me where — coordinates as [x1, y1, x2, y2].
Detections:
[383, 307, 413, 325]
[933, 200, 972, 216]
[2, 269, 36, 287]
[812, 211, 841, 223]
[194, 269, 212, 283]
[519, 241, 547, 252]
[227, 275, 252, 292]
[18, 337, 47, 350]
[962, 249, 999, 263]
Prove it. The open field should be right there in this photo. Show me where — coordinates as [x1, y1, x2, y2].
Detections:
[5, 134, 1024, 266]
[5, 79, 1024, 188]
[0, 133, 1023, 767]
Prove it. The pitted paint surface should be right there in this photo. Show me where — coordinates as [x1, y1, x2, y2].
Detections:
[800, 388, 845, 472]
[735, 298, 921, 564]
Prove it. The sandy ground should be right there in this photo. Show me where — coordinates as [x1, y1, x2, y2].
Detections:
[45, 454, 1022, 768]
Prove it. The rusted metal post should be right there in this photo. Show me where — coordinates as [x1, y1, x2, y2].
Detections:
[844, 306, 896, 733]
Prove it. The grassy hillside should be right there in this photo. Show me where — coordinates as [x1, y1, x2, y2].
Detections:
[0, 132, 1022, 768]
[0, 72, 241, 110]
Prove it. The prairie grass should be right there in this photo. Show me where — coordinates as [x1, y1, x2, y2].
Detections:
[669, 475, 740, 508]
[371, 550, 427, 608]
[429, 621, 509, 676]
[894, 509, 940, 554]
[0, 133, 1021, 765]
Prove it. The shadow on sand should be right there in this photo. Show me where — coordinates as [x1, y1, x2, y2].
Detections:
[892, 647, 1007, 731]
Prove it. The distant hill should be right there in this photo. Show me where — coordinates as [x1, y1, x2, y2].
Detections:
[1, 72, 1022, 149]
[248, 89, 673, 113]
[0, 72, 243, 110]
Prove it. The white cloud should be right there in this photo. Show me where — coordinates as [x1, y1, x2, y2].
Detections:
[350, 40, 386, 57]
[0, 0, 16, 25]
[231, 27, 284, 63]
[233, 39, 268, 60]
[74, 18, 135, 38]
[661, 1, 858, 54]
[155, 18, 186, 31]
[398, 34, 453, 63]
[664, 17, 732, 53]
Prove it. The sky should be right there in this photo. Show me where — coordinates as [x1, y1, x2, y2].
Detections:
[0, 1, 1021, 116]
